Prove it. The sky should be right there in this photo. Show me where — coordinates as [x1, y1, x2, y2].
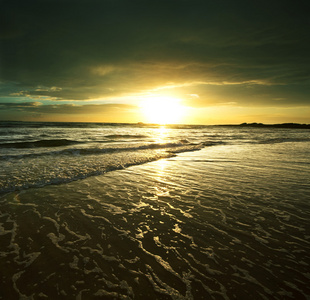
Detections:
[1, 0, 309, 124]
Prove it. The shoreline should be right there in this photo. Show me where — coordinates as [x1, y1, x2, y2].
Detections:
[1, 140, 309, 298]
[1, 120, 309, 129]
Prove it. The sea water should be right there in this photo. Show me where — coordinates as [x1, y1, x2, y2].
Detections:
[0, 121, 309, 299]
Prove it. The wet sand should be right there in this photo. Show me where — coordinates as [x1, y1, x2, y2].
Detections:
[1, 144, 310, 299]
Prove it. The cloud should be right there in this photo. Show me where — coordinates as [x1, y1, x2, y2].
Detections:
[0, 101, 42, 107]
[0, 102, 137, 115]
[0, 0, 309, 111]
[0, 101, 140, 122]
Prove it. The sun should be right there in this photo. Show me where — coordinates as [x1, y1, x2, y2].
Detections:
[140, 96, 186, 124]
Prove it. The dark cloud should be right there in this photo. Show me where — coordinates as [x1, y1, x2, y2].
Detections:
[0, 102, 42, 107]
[181, 82, 310, 107]
[0, 102, 137, 122]
[1, 0, 309, 108]
[0, 101, 135, 112]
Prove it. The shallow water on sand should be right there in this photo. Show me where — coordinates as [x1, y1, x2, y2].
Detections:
[1, 141, 310, 299]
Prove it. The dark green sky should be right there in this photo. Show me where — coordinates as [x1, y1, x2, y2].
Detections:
[1, 0, 309, 123]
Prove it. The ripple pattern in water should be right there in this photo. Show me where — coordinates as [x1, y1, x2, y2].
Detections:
[1, 141, 310, 299]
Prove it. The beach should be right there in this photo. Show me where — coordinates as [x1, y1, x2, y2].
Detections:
[0, 122, 310, 299]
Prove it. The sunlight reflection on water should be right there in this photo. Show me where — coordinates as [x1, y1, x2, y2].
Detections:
[0, 128, 309, 299]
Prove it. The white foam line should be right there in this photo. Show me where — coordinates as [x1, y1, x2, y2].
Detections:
[134, 238, 182, 280]
[153, 236, 177, 251]
[15, 251, 41, 268]
[187, 253, 223, 276]
[204, 223, 231, 241]
[135, 236, 221, 298]
[163, 202, 193, 219]
[198, 205, 227, 223]
[199, 247, 219, 263]
[95, 277, 134, 297]
[80, 246, 119, 262]
[63, 222, 91, 244]
[8, 218, 19, 255]
[76, 289, 89, 300]
[179, 253, 223, 291]
[231, 265, 273, 295]
[283, 280, 308, 297]
[42, 216, 60, 232]
[289, 235, 310, 245]
[47, 232, 68, 253]
[0, 222, 10, 236]
[69, 255, 79, 270]
[93, 289, 119, 298]
[144, 265, 185, 299]
[12, 271, 34, 300]
[80, 209, 111, 224]
[192, 277, 229, 300]
[124, 256, 140, 264]
[251, 232, 269, 245]
[84, 265, 103, 275]
[86, 195, 127, 215]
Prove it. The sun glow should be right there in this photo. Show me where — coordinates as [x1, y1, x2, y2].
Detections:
[140, 96, 186, 124]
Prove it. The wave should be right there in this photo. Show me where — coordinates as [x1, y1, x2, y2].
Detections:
[105, 134, 149, 139]
[256, 137, 310, 144]
[0, 141, 203, 161]
[202, 141, 226, 146]
[0, 142, 206, 194]
[0, 139, 83, 148]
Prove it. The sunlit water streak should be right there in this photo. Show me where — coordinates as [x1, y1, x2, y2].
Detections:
[0, 122, 309, 299]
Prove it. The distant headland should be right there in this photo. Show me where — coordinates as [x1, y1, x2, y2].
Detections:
[0, 120, 309, 129]
[238, 122, 310, 129]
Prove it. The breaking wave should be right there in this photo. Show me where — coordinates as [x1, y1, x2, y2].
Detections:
[0, 139, 83, 148]
[0, 142, 204, 194]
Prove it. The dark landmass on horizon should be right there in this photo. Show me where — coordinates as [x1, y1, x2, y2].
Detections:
[238, 122, 310, 129]
[0, 120, 310, 129]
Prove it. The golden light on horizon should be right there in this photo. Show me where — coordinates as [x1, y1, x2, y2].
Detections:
[140, 96, 186, 124]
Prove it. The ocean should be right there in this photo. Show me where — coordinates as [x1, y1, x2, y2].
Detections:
[0, 121, 309, 299]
